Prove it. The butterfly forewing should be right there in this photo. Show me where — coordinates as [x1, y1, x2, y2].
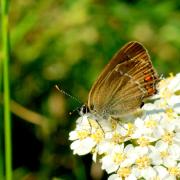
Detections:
[88, 41, 158, 118]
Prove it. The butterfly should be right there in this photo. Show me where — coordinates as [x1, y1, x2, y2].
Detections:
[80, 41, 159, 119]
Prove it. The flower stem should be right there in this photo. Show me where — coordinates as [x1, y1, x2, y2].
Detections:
[1, 0, 12, 178]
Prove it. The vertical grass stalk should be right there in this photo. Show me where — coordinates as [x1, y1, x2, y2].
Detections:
[0, 65, 4, 180]
[0, 30, 4, 180]
[1, 0, 12, 179]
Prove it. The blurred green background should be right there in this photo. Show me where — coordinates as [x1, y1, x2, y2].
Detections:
[2, 0, 180, 179]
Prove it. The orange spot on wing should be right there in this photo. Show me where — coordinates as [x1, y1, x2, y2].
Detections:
[147, 87, 156, 95]
[144, 75, 153, 82]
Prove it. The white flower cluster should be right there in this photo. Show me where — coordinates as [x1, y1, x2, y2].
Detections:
[69, 73, 180, 180]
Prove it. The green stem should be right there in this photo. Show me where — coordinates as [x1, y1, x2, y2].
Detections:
[0, 39, 4, 180]
[1, 0, 12, 179]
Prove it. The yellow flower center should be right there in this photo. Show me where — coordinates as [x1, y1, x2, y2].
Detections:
[112, 132, 125, 144]
[137, 137, 150, 147]
[166, 108, 175, 119]
[145, 119, 157, 128]
[91, 129, 104, 143]
[168, 167, 180, 176]
[77, 130, 89, 140]
[160, 88, 173, 99]
[162, 132, 174, 145]
[136, 155, 151, 169]
[159, 100, 168, 108]
[117, 167, 131, 178]
[160, 150, 169, 158]
[166, 108, 173, 114]
[113, 152, 126, 164]
[126, 123, 135, 136]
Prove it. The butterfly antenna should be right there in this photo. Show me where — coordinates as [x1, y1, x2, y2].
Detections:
[69, 106, 81, 115]
[55, 85, 82, 105]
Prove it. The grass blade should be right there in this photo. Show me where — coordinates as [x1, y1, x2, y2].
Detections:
[1, 0, 12, 178]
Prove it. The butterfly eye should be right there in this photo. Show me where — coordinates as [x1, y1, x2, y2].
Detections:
[81, 105, 90, 115]
[82, 106, 86, 114]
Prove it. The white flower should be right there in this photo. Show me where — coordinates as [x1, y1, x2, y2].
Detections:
[108, 168, 137, 180]
[70, 137, 96, 155]
[166, 73, 180, 93]
[69, 73, 180, 180]
[159, 73, 180, 99]
[101, 144, 135, 173]
[150, 140, 180, 167]
[69, 116, 103, 155]
[132, 165, 157, 180]
[132, 116, 163, 140]
[153, 166, 170, 180]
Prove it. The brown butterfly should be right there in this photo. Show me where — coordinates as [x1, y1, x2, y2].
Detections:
[80, 41, 159, 119]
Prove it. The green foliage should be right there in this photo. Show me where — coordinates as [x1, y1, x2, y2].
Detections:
[2, 0, 180, 179]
